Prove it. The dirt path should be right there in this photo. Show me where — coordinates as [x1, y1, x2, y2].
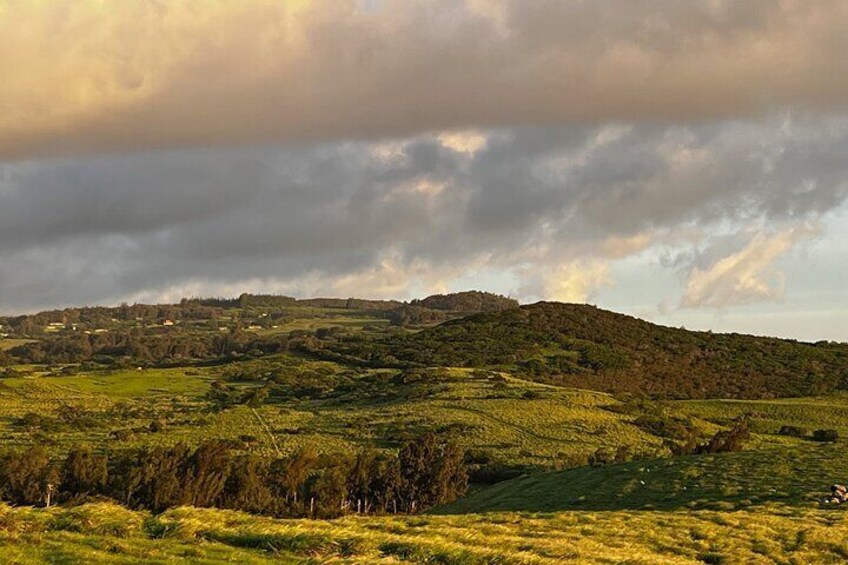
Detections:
[250, 407, 283, 456]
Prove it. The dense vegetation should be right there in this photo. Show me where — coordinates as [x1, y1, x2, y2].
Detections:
[0, 291, 515, 365]
[6, 298, 845, 400]
[0, 433, 466, 518]
[410, 291, 518, 313]
[317, 302, 848, 399]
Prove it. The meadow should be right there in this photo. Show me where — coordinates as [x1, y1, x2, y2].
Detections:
[0, 361, 666, 465]
[5, 363, 848, 562]
[4, 500, 848, 564]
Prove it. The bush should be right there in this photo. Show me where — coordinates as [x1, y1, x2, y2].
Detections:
[468, 464, 522, 485]
[464, 449, 494, 465]
[778, 425, 807, 437]
[693, 422, 750, 454]
[813, 429, 839, 442]
[588, 448, 612, 466]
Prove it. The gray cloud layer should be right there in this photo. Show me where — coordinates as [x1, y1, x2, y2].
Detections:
[2, 114, 846, 312]
[3, 1, 848, 321]
[2, 0, 848, 159]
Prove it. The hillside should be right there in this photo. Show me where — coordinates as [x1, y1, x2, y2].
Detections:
[439, 442, 847, 514]
[0, 362, 672, 470]
[320, 302, 848, 399]
[5, 297, 846, 400]
[2, 296, 848, 563]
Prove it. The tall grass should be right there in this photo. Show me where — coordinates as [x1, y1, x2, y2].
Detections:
[3, 500, 848, 564]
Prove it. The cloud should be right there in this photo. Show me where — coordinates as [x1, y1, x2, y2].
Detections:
[680, 225, 820, 309]
[2, 112, 847, 313]
[520, 260, 612, 303]
[2, 0, 848, 159]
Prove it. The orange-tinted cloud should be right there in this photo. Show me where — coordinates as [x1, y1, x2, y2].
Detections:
[2, 0, 848, 159]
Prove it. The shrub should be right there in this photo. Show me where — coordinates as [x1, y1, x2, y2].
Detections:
[14, 412, 63, 432]
[777, 425, 807, 437]
[813, 429, 839, 442]
[588, 448, 612, 466]
[468, 464, 522, 485]
[464, 449, 494, 465]
[633, 414, 699, 442]
[694, 422, 750, 454]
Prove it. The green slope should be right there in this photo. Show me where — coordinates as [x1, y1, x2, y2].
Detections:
[322, 302, 848, 399]
[439, 442, 848, 514]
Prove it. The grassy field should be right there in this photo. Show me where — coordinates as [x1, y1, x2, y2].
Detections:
[0, 361, 671, 464]
[240, 307, 394, 336]
[4, 361, 848, 464]
[5, 356, 848, 562]
[679, 395, 848, 436]
[4, 500, 848, 564]
[441, 442, 845, 513]
[0, 338, 34, 351]
[1, 367, 213, 397]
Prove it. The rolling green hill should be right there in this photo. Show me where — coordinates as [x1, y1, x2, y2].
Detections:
[439, 443, 846, 514]
[0, 361, 672, 468]
[321, 302, 848, 399]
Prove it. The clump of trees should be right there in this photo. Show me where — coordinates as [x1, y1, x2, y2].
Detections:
[0, 433, 467, 518]
[387, 306, 450, 327]
[411, 291, 519, 313]
[386, 291, 519, 327]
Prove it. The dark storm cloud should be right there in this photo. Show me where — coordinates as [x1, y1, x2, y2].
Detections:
[1, 115, 847, 312]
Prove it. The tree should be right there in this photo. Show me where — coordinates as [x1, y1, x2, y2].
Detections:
[62, 446, 108, 499]
[0, 446, 57, 506]
[270, 448, 317, 511]
[309, 464, 349, 518]
[398, 433, 467, 512]
[221, 455, 272, 514]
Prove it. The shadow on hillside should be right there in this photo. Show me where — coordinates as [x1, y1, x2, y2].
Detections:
[435, 445, 844, 514]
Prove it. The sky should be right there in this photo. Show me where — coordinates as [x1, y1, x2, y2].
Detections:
[1, 0, 847, 342]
